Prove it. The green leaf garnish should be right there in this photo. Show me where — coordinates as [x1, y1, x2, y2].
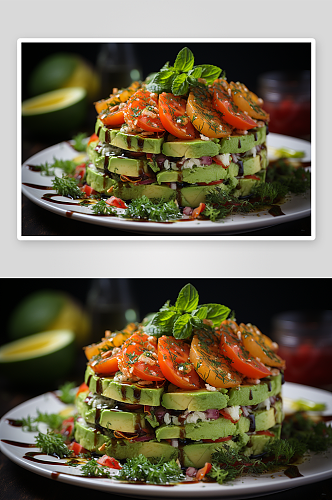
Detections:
[52, 174, 82, 199]
[72, 132, 88, 152]
[35, 430, 72, 458]
[144, 283, 230, 339]
[58, 381, 77, 404]
[115, 454, 184, 484]
[146, 47, 222, 96]
[122, 195, 182, 222]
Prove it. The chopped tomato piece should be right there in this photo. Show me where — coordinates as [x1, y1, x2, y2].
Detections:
[106, 196, 128, 209]
[60, 417, 75, 438]
[212, 156, 229, 168]
[81, 184, 97, 196]
[75, 163, 86, 181]
[67, 441, 87, 455]
[99, 105, 126, 127]
[96, 455, 122, 469]
[158, 92, 197, 139]
[197, 180, 224, 186]
[218, 322, 272, 379]
[192, 203, 206, 218]
[76, 382, 89, 396]
[158, 336, 202, 389]
[118, 332, 165, 382]
[256, 430, 275, 436]
[89, 349, 121, 376]
[202, 436, 232, 443]
[88, 133, 99, 144]
[244, 175, 261, 180]
[196, 462, 212, 481]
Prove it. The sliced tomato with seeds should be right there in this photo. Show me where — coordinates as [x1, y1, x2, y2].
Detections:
[89, 348, 122, 376]
[158, 93, 197, 139]
[119, 332, 165, 382]
[229, 81, 269, 121]
[240, 323, 285, 369]
[218, 323, 272, 379]
[212, 80, 258, 130]
[186, 86, 233, 139]
[189, 329, 242, 388]
[158, 335, 202, 389]
[124, 89, 165, 133]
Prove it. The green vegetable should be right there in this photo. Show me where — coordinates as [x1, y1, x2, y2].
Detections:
[146, 47, 223, 96]
[33, 158, 78, 177]
[52, 174, 82, 198]
[89, 199, 117, 215]
[144, 283, 230, 339]
[72, 132, 88, 152]
[35, 430, 72, 458]
[58, 381, 77, 404]
[115, 454, 184, 484]
[122, 195, 182, 222]
[80, 458, 113, 477]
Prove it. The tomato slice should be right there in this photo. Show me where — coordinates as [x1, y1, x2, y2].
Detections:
[229, 82, 269, 121]
[119, 332, 165, 382]
[218, 322, 272, 379]
[158, 92, 197, 139]
[196, 462, 212, 481]
[96, 455, 122, 469]
[189, 329, 242, 388]
[212, 81, 258, 130]
[67, 441, 87, 456]
[124, 89, 165, 133]
[76, 382, 89, 397]
[99, 105, 126, 127]
[186, 86, 233, 138]
[88, 133, 99, 145]
[197, 180, 224, 186]
[240, 323, 285, 369]
[158, 336, 202, 389]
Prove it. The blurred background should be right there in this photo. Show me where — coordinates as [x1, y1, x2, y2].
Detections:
[0, 278, 331, 398]
[21, 40, 312, 162]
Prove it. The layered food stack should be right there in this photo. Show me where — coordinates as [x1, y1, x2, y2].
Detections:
[75, 287, 285, 468]
[85, 48, 270, 209]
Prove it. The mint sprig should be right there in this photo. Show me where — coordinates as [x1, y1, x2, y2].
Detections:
[146, 47, 224, 96]
[144, 283, 230, 339]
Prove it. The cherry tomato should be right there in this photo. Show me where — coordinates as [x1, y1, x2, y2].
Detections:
[240, 323, 285, 369]
[118, 332, 165, 382]
[158, 92, 197, 139]
[212, 80, 257, 130]
[124, 89, 165, 133]
[158, 336, 202, 389]
[218, 322, 272, 379]
[229, 82, 269, 121]
[186, 86, 233, 138]
[189, 329, 242, 388]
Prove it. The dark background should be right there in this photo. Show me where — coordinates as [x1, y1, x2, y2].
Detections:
[1, 277, 328, 346]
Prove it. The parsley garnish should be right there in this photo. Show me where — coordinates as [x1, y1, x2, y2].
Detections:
[122, 195, 181, 222]
[72, 132, 88, 152]
[90, 199, 117, 215]
[58, 381, 77, 404]
[35, 430, 73, 458]
[115, 454, 184, 484]
[80, 458, 113, 477]
[52, 174, 82, 198]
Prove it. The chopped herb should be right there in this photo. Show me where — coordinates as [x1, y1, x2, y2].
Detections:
[72, 132, 88, 152]
[90, 199, 117, 215]
[52, 174, 82, 199]
[35, 430, 72, 458]
[115, 454, 184, 484]
[122, 195, 182, 222]
[58, 381, 77, 404]
[80, 458, 113, 477]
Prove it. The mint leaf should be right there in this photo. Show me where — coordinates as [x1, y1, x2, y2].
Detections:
[171, 73, 189, 96]
[144, 309, 179, 337]
[174, 47, 194, 72]
[173, 313, 193, 339]
[188, 66, 203, 79]
[175, 284, 199, 313]
[196, 64, 223, 84]
[201, 304, 231, 326]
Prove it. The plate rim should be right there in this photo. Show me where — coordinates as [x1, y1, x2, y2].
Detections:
[1, 382, 331, 499]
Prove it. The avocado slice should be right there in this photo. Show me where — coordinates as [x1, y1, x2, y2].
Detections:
[86, 165, 116, 194]
[227, 375, 282, 406]
[113, 182, 176, 202]
[85, 366, 164, 406]
[218, 126, 267, 154]
[76, 391, 148, 433]
[162, 138, 219, 159]
[111, 130, 164, 154]
[162, 388, 229, 411]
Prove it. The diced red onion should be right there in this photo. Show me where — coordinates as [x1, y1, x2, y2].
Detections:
[183, 206, 193, 216]
[186, 467, 198, 477]
[200, 156, 212, 165]
[132, 434, 154, 442]
[137, 178, 155, 185]
[205, 408, 220, 420]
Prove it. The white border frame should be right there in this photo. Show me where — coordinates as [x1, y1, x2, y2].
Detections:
[17, 38, 316, 241]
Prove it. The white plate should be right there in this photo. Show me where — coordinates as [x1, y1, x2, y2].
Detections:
[1, 383, 331, 499]
[21, 134, 312, 236]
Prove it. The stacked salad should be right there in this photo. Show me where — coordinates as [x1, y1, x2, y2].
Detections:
[74, 284, 286, 470]
[85, 48, 270, 214]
